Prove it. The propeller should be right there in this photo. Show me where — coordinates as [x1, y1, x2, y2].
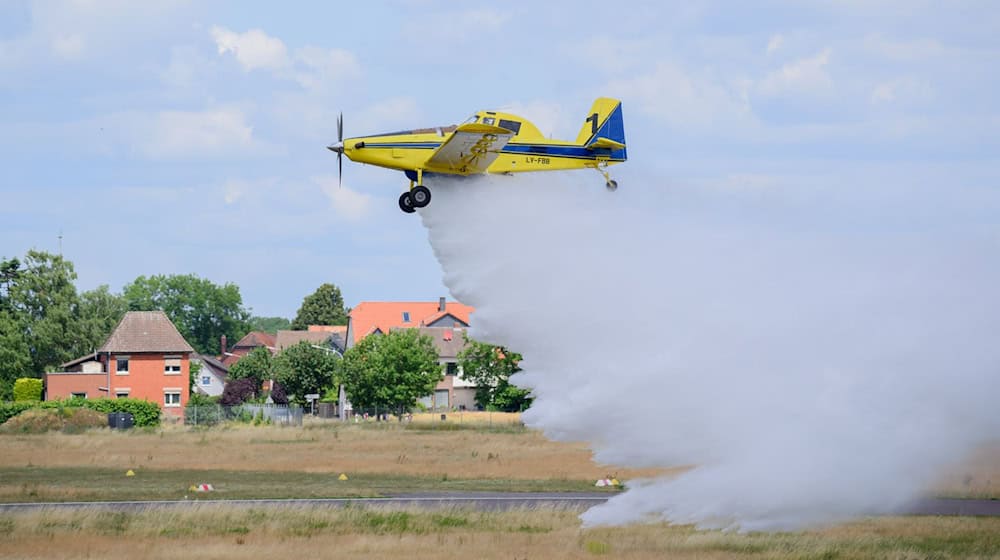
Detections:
[327, 112, 344, 186]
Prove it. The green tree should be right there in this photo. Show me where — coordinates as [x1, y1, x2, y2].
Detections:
[0, 312, 31, 400]
[0, 257, 20, 313]
[72, 285, 126, 357]
[227, 347, 274, 389]
[122, 274, 251, 355]
[340, 329, 440, 417]
[274, 341, 339, 405]
[291, 283, 348, 330]
[250, 315, 291, 334]
[458, 337, 531, 412]
[7, 251, 80, 374]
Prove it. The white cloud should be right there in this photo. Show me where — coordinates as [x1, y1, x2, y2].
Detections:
[211, 25, 289, 71]
[317, 176, 372, 222]
[293, 46, 361, 89]
[757, 48, 833, 97]
[210, 25, 361, 94]
[606, 61, 753, 130]
[766, 34, 784, 55]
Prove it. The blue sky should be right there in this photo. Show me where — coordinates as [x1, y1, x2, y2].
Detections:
[1, 1, 997, 317]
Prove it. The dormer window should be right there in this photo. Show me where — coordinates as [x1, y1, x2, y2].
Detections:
[402, 311, 411, 323]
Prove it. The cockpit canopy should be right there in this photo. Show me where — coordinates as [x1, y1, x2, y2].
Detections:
[462, 111, 543, 139]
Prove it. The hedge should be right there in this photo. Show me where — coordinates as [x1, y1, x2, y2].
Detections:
[0, 398, 161, 428]
[13, 378, 43, 402]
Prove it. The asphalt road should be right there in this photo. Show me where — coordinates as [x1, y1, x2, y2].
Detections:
[1, 493, 998, 516]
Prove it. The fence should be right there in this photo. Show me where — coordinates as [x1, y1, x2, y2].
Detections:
[184, 404, 304, 427]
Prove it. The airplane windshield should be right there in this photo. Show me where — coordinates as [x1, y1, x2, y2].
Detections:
[462, 114, 478, 124]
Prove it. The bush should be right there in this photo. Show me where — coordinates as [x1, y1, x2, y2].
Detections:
[0, 402, 35, 424]
[221, 378, 257, 406]
[188, 392, 218, 406]
[270, 381, 289, 405]
[74, 398, 161, 427]
[13, 378, 42, 402]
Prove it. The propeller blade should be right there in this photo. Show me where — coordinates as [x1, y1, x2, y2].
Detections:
[337, 112, 343, 142]
[338, 153, 343, 187]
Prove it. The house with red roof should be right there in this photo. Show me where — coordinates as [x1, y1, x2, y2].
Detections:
[45, 311, 195, 417]
[219, 331, 275, 367]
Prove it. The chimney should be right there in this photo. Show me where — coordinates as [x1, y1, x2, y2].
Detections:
[438, 296, 446, 312]
[220, 334, 227, 355]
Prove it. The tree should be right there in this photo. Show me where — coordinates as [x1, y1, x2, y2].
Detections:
[227, 347, 273, 389]
[72, 285, 127, 357]
[274, 341, 339, 405]
[122, 274, 252, 355]
[291, 283, 348, 330]
[7, 251, 80, 374]
[458, 337, 531, 412]
[0, 312, 31, 400]
[340, 329, 441, 417]
[250, 315, 291, 334]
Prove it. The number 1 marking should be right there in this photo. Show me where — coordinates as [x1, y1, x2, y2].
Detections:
[586, 112, 598, 135]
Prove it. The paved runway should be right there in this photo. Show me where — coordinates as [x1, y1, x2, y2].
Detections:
[1, 493, 998, 516]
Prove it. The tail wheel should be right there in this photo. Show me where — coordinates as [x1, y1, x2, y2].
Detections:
[606, 180, 618, 192]
[411, 186, 431, 208]
[398, 192, 416, 213]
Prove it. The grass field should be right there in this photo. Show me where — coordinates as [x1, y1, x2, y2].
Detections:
[0, 415, 996, 502]
[1, 505, 998, 559]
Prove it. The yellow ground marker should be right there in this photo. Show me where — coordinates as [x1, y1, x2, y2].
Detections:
[125, 469, 135, 477]
[338, 473, 348, 481]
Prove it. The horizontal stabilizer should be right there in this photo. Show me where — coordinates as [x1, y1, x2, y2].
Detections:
[587, 137, 626, 151]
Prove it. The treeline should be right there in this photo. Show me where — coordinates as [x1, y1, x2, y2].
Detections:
[0, 250, 350, 400]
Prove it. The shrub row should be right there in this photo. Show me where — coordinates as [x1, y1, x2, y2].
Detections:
[0, 397, 161, 427]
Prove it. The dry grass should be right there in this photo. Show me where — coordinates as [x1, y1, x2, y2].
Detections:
[0, 418, 665, 481]
[1, 505, 998, 559]
[932, 444, 1000, 499]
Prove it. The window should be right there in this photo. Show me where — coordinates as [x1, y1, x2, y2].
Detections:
[402, 311, 411, 323]
[462, 114, 478, 125]
[482, 117, 496, 126]
[446, 362, 458, 376]
[71, 392, 87, 399]
[498, 119, 522, 134]
[164, 391, 181, 407]
[201, 376, 211, 386]
[116, 356, 129, 375]
[115, 390, 129, 399]
[164, 356, 181, 375]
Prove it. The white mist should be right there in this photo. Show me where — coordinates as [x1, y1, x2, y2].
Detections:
[419, 172, 1000, 531]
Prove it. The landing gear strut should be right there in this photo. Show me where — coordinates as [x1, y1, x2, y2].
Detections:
[591, 162, 619, 192]
[399, 169, 432, 214]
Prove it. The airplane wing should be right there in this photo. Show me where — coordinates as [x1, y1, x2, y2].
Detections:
[425, 123, 514, 174]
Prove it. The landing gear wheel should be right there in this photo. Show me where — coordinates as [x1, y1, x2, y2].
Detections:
[398, 191, 416, 213]
[411, 185, 431, 208]
[606, 180, 618, 192]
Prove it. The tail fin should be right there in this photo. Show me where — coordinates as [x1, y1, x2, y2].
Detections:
[575, 97, 627, 160]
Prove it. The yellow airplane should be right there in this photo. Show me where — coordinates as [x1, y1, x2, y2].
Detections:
[328, 97, 627, 213]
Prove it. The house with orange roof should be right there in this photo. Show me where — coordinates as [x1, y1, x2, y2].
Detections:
[45, 311, 194, 417]
[345, 297, 473, 348]
[346, 297, 478, 411]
